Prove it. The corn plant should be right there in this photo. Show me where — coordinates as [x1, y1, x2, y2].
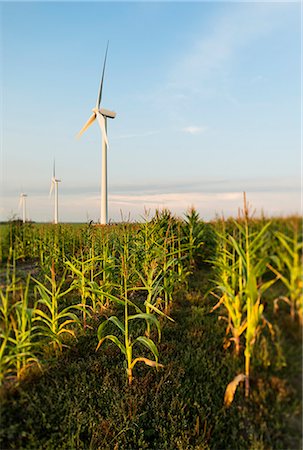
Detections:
[0, 276, 40, 384]
[214, 196, 278, 401]
[33, 264, 79, 353]
[133, 260, 174, 338]
[66, 250, 117, 324]
[268, 224, 303, 324]
[210, 222, 247, 355]
[234, 198, 277, 397]
[183, 207, 205, 269]
[0, 330, 16, 385]
[96, 256, 163, 385]
[0, 283, 14, 335]
[0, 271, 18, 384]
[160, 223, 180, 311]
[9, 276, 41, 380]
[94, 232, 117, 309]
[65, 256, 96, 328]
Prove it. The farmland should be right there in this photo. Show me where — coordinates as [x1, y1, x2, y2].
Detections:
[0, 207, 302, 449]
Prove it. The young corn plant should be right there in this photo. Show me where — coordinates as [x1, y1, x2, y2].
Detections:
[65, 255, 96, 328]
[33, 264, 79, 353]
[94, 232, 117, 310]
[232, 198, 277, 398]
[66, 249, 117, 325]
[0, 282, 14, 335]
[268, 224, 303, 324]
[0, 274, 18, 384]
[176, 221, 191, 287]
[133, 259, 175, 338]
[135, 215, 182, 314]
[160, 222, 182, 311]
[96, 257, 163, 385]
[0, 330, 17, 386]
[215, 196, 278, 403]
[183, 207, 205, 269]
[9, 276, 41, 381]
[210, 222, 247, 355]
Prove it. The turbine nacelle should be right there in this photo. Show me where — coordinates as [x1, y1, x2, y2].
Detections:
[50, 177, 61, 196]
[19, 193, 27, 209]
[19, 193, 28, 223]
[93, 107, 116, 119]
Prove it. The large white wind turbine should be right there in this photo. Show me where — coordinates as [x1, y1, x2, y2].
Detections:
[50, 161, 61, 224]
[19, 193, 27, 223]
[77, 42, 116, 225]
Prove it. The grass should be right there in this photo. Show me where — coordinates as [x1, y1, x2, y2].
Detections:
[0, 268, 301, 449]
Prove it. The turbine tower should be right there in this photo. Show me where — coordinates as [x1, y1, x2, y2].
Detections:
[19, 193, 27, 223]
[50, 161, 61, 224]
[77, 41, 116, 225]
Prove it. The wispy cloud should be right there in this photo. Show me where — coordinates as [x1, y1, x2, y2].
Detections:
[108, 191, 300, 221]
[2, 175, 299, 198]
[169, 3, 294, 92]
[109, 176, 300, 196]
[182, 126, 207, 135]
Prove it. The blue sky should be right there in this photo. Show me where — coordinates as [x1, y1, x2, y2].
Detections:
[0, 1, 301, 222]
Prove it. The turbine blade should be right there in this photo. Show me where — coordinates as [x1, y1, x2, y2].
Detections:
[96, 41, 109, 108]
[18, 196, 23, 209]
[97, 113, 109, 148]
[77, 113, 96, 138]
[53, 159, 55, 178]
[49, 180, 54, 196]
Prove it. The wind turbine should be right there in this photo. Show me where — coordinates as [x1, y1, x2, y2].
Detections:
[50, 161, 61, 224]
[19, 193, 27, 223]
[77, 41, 116, 225]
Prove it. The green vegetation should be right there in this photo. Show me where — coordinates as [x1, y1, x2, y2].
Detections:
[0, 209, 301, 449]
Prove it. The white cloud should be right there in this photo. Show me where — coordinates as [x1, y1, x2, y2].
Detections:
[182, 126, 207, 135]
[108, 191, 300, 221]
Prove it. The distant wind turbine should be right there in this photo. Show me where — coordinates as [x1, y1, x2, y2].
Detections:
[50, 161, 61, 224]
[19, 193, 27, 223]
[77, 41, 116, 225]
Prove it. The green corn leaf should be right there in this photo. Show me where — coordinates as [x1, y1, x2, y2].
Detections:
[59, 319, 78, 329]
[97, 317, 122, 341]
[65, 261, 83, 277]
[246, 272, 258, 303]
[57, 328, 76, 338]
[144, 301, 175, 322]
[107, 316, 125, 335]
[96, 335, 126, 355]
[232, 220, 246, 237]
[57, 311, 80, 324]
[133, 336, 159, 361]
[267, 264, 291, 291]
[249, 221, 271, 249]
[275, 232, 295, 257]
[33, 309, 52, 324]
[57, 285, 75, 299]
[129, 313, 161, 341]
[229, 236, 247, 267]
[259, 277, 278, 295]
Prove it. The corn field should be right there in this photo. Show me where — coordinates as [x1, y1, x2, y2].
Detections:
[0, 205, 302, 449]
